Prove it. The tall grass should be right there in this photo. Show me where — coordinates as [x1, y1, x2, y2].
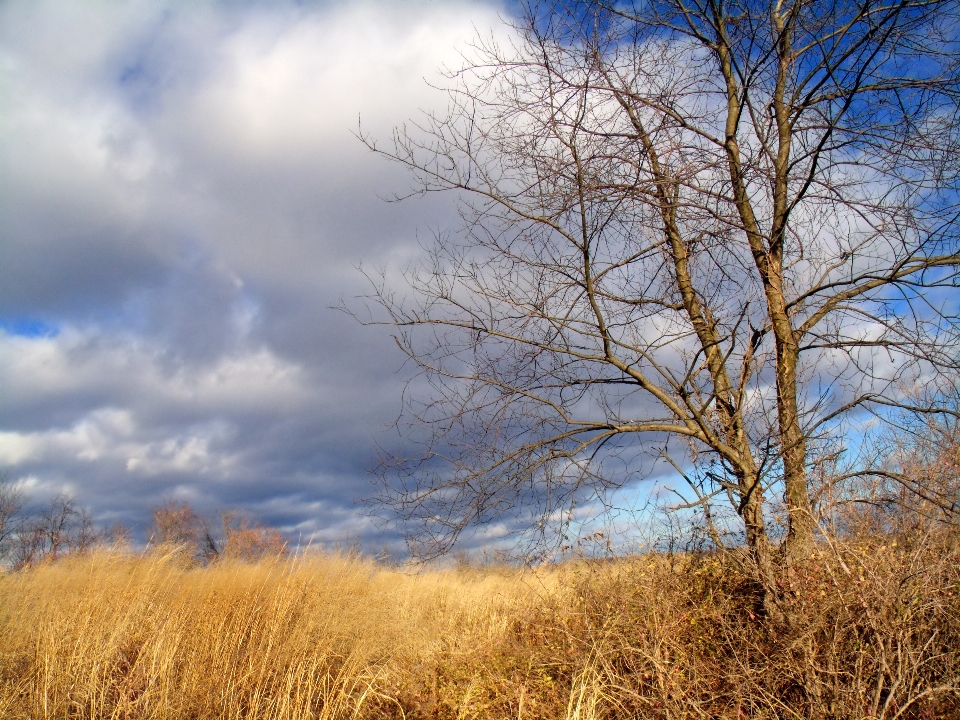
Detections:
[1, 530, 958, 719]
[0, 548, 546, 719]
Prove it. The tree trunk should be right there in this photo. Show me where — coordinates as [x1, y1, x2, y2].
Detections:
[777, 341, 816, 562]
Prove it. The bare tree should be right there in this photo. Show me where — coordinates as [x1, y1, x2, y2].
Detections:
[0, 474, 25, 561]
[10, 493, 98, 570]
[38, 493, 81, 559]
[359, 0, 960, 592]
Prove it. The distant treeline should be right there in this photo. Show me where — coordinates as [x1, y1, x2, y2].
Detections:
[0, 479, 285, 569]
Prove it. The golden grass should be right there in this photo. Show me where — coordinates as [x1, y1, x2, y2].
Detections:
[0, 549, 557, 719]
[1, 533, 958, 719]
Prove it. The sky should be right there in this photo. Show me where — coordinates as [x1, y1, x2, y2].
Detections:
[0, 0, 513, 552]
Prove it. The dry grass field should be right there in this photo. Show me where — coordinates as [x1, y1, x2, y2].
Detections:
[0, 531, 958, 720]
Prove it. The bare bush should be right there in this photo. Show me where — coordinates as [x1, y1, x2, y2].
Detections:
[150, 500, 220, 562]
[151, 501, 286, 563]
[813, 391, 960, 538]
[220, 511, 288, 561]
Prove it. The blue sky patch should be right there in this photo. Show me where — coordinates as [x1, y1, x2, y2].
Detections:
[0, 318, 59, 338]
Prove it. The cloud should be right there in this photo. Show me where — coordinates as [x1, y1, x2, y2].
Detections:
[0, 0, 505, 551]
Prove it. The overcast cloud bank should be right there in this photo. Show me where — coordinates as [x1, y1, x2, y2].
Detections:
[0, 0, 507, 551]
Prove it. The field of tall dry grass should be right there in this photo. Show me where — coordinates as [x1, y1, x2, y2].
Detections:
[0, 530, 958, 719]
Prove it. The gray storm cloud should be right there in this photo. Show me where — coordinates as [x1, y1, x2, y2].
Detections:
[0, 0, 503, 550]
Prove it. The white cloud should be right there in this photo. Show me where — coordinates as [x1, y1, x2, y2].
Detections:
[0, 432, 39, 465]
[0, 328, 315, 419]
[0, 0, 507, 548]
[194, 4, 488, 158]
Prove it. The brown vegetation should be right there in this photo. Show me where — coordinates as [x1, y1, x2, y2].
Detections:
[150, 501, 287, 563]
[0, 524, 956, 719]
